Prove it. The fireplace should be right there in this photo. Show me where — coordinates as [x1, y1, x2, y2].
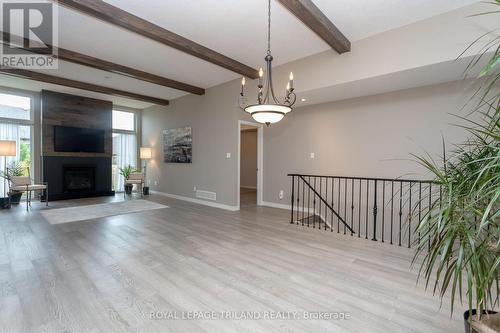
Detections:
[43, 157, 113, 201]
[63, 166, 96, 193]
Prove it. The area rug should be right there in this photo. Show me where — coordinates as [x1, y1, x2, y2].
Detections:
[41, 199, 168, 224]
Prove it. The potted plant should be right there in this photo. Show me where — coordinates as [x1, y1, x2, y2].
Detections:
[412, 3, 499, 332]
[118, 165, 137, 195]
[0, 162, 26, 205]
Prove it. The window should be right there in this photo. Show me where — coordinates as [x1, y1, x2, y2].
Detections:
[112, 109, 137, 191]
[112, 110, 135, 131]
[0, 91, 33, 197]
[0, 93, 31, 121]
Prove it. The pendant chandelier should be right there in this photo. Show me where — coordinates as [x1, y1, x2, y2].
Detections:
[239, 0, 296, 126]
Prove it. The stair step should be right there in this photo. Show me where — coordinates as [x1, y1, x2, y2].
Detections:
[295, 215, 331, 229]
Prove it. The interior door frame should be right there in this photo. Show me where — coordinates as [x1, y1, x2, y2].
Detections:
[237, 120, 263, 209]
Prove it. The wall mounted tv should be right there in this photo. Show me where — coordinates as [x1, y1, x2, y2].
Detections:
[53, 126, 105, 153]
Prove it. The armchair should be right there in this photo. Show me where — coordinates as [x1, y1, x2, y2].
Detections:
[10, 176, 48, 211]
[124, 172, 144, 198]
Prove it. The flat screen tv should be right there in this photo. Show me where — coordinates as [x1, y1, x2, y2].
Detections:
[54, 126, 105, 153]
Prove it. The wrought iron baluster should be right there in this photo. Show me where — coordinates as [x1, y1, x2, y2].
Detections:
[365, 180, 369, 240]
[344, 179, 347, 235]
[391, 181, 394, 245]
[418, 182, 422, 244]
[408, 182, 412, 248]
[381, 180, 385, 243]
[331, 177, 334, 232]
[358, 180, 361, 238]
[319, 177, 322, 230]
[350, 179, 354, 236]
[307, 176, 311, 227]
[399, 181, 403, 246]
[325, 178, 328, 231]
[337, 178, 340, 233]
[301, 175, 305, 225]
[313, 177, 317, 228]
[428, 183, 432, 251]
[372, 179, 378, 241]
[290, 175, 295, 224]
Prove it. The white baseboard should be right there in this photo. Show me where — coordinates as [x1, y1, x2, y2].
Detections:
[151, 190, 239, 211]
[261, 201, 291, 210]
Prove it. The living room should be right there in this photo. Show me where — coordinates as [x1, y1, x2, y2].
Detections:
[0, 1, 498, 332]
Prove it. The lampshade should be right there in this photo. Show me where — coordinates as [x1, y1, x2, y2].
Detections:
[244, 104, 292, 115]
[252, 111, 284, 125]
[0, 140, 16, 156]
[140, 147, 152, 159]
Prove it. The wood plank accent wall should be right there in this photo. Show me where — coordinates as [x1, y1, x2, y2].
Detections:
[41, 90, 113, 157]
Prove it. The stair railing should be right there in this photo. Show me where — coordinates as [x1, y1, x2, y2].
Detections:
[289, 174, 439, 248]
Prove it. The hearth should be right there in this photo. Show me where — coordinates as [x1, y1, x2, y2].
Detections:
[63, 166, 96, 193]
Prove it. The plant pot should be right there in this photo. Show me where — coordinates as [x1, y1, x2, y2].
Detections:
[8, 191, 22, 204]
[124, 184, 133, 195]
[464, 309, 498, 333]
[143, 186, 149, 195]
[0, 197, 10, 209]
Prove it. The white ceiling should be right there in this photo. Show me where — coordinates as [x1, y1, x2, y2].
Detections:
[0, 0, 479, 108]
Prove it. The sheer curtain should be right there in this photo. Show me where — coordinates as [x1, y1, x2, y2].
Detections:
[113, 133, 137, 191]
[0, 123, 20, 196]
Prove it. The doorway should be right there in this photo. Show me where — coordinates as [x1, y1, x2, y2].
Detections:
[238, 120, 263, 209]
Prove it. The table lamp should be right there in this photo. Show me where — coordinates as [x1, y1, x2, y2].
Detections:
[0, 140, 16, 198]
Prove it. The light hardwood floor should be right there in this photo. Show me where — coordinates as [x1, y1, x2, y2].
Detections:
[240, 188, 257, 208]
[0, 195, 465, 333]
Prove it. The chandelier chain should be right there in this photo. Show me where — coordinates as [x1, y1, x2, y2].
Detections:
[267, 0, 271, 55]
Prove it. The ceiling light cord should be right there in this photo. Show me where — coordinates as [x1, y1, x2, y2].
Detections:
[267, 0, 271, 55]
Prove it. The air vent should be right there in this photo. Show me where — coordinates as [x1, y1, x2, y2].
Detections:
[195, 190, 216, 201]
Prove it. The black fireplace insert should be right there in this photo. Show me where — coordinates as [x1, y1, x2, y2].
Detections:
[63, 165, 96, 193]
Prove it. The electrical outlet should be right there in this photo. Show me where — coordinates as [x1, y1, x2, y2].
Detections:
[193, 186, 197, 191]
[279, 190, 284, 200]
[226, 152, 231, 159]
[154, 180, 158, 186]
[310, 152, 315, 159]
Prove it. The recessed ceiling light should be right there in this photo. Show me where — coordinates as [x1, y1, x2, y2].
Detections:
[301, 98, 307, 102]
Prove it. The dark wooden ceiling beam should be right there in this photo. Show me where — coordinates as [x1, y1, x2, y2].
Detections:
[277, 0, 350, 54]
[56, 0, 259, 79]
[1, 31, 204, 95]
[0, 68, 170, 105]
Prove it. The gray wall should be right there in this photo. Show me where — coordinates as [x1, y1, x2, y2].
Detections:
[142, 80, 250, 207]
[240, 129, 257, 189]
[263, 80, 473, 205]
[142, 79, 474, 208]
